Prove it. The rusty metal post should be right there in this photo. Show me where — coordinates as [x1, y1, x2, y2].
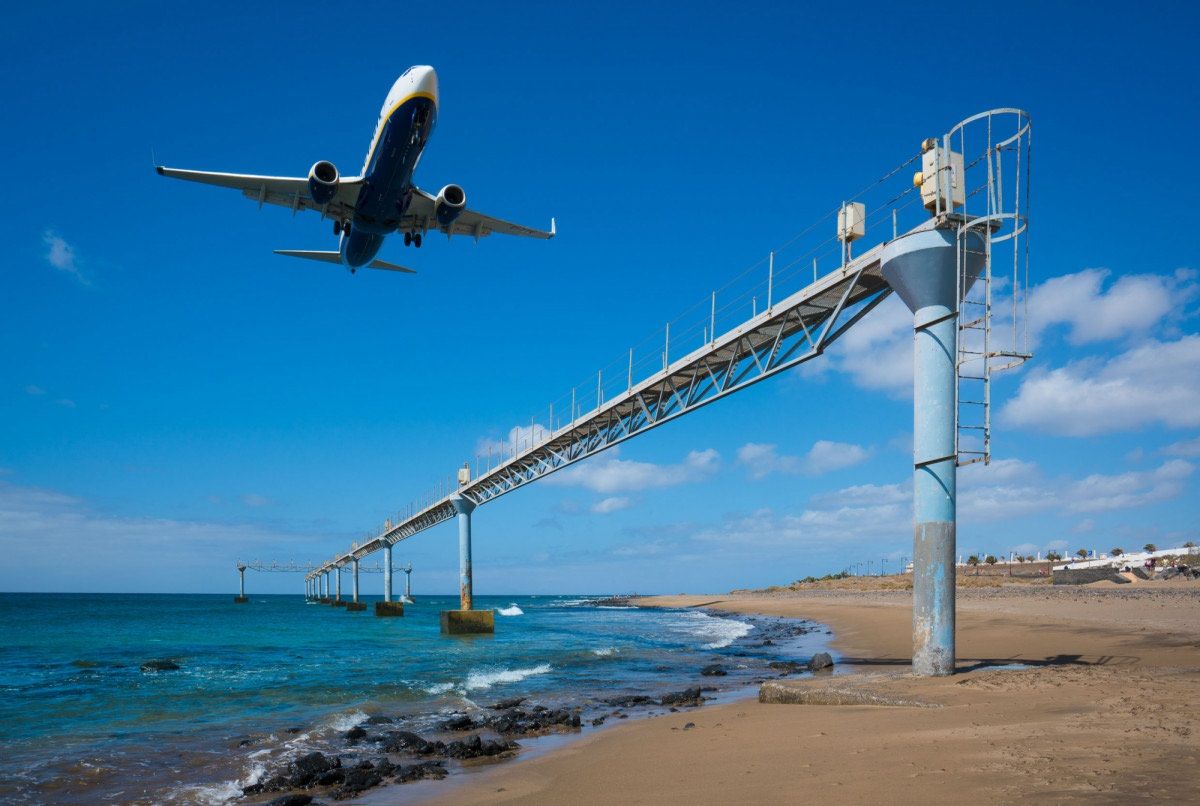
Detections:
[881, 223, 985, 676]
[450, 495, 477, 610]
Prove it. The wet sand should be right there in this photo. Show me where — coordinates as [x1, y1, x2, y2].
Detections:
[423, 582, 1200, 804]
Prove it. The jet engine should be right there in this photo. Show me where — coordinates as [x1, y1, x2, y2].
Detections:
[307, 161, 339, 206]
[434, 184, 467, 228]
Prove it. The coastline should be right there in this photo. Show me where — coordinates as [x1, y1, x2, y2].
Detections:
[422, 583, 1200, 804]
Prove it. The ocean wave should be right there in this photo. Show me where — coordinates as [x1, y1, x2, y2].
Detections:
[168, 761, 265, 805]
[676, 611, 754, 649]
[591, 647, 617, 657]
[324, 709, 367, 732]
[424, 682, 456, 695]
[596, 605, 637, 609]
[497, 604, 524, 616]
[464, 663, 552, 691]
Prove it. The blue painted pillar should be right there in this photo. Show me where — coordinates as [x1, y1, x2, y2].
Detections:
[450, 495, 477, 610]
[352, 559, 360, 603]
[881, 223, 984, 676]
[383, 545, 393, 602]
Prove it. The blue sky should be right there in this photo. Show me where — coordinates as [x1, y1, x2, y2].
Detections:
[2, 1, 1198, 594]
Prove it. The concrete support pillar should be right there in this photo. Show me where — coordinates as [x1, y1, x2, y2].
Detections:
[404, 566, 413, 601]
[335, 567, 342, 601]
[235, 564, 249, 603]
[441, 495, 493, 634]
[453, 495, 476, 610]
[383, 545, 393, 602]
[881, 223, 984, 677]
[346, 558, 366, 611]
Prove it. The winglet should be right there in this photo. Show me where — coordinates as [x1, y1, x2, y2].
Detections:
[549, 217, 557, 238]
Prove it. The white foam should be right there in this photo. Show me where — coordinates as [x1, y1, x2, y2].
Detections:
[497, 604, 524, 616]
[591, 647, 617, 657]
[169, 762, 265, 805]
[464, 663, 552, 691]
[676, 611, 754, 649]
[325, 709, 367, 732]
[424, 682, 456, 695]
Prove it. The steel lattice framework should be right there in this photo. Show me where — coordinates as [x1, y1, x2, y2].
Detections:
[314, 239, 897, 574]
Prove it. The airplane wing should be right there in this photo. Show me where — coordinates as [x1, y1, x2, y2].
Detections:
[406, 187, 555, 240]
[156, 166, 362, 221]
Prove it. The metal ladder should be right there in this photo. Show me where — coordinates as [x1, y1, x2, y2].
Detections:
[955, 225, 992, 466]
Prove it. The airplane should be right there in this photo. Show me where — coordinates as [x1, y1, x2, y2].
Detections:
[156, 65, 554, 274]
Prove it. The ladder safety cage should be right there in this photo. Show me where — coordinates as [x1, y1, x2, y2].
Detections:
[947, 109, 1033, 467]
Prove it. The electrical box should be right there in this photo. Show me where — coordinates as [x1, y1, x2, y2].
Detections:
[457, 465, 471, 486]
[838, 202, 866, 243]
[919, 144, 965, 212]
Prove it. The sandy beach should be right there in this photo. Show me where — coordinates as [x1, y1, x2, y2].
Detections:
[424, 581, 1200, 805]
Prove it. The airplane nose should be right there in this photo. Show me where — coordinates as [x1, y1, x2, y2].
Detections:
[411, 65, 438, 103]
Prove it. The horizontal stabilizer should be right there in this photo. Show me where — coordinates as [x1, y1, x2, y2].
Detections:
[273, 250, 416, 274]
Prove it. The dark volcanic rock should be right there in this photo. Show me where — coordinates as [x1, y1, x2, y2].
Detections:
[603, 694, 653, 708]
[768, 661, 804, 674]
[484, 706, 579, 736]
[344, 725, 367, 744]
[365, 714, 395, 725]
[441, 713, 476, 731]
[588, 596, 633, 607]
[394, 761, 448, 783]
[700, 664, 727, 677]
[140, 659, 180, 672]
[444, 734, 518, 759]
[591, 716, 607, 726]
[661, 687, 704, 707]
[289, 751, 341, 788]
[243, 774, 289, 796]
[380, 730, 441, 755]
[331, 767, 384, 799]
[489, 696, 526, 710]
[267, 795, 314, 806]
[808, 652, 834, 672]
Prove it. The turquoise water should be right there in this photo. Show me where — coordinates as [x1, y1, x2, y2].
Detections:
[0, 593, 827, 804]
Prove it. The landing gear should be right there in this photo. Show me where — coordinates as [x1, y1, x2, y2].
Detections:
[333, 220, 342, 236]
[342, 220, 352, 237]
[403, 232, 423, 248]
[413, 233, 422, 248]
[404, 232, 412, 246]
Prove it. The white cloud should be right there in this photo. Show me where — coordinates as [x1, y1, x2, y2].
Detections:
[476, 422, 550, 458]
[56, 398, 76, 409]
[1065, 459, 1193, 513]
[42, 230, 90, 285]
[1028, 268, 1195, 345]
[1002, 335, 1200, 436]
[591, 496, 631, 514]
[737, 440, 871, 478]
[241, 493, 273, 508]
[24, 385, 45, 395]
[546, 447, 719, 494]
[0, 481, 323, 585]
[816, 295, 913, 397]
[1162, 436, 1200, 457]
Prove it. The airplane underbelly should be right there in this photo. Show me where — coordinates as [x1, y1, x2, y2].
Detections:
[341, 231, 386, 268]
[354, 97, 437, 233]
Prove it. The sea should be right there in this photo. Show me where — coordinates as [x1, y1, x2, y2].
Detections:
[0, 593, 830, 804]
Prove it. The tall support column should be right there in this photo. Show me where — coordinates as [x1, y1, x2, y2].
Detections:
[404, 566, 412, 601]
[235, 563, 248, 603]
[453, 496, 476, 610]
[881, 223, 984, 677]
[375, 546, 404, 616]
[383, 545, 393, 602]
[346, 558, 366, 611]
[335, 567, 342, 601]
[441, 495, 493, 634]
